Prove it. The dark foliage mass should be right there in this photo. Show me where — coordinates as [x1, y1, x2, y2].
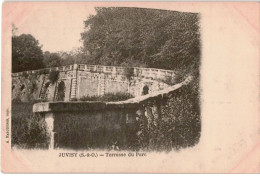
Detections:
[48, 70, 59, 84]
[57, 48, 93, 66]
[12, 34, 45, 72]
[79, 92, 134, 102]
[43, 51, 62, 68]
[132, 78, 200, 151]
[11, 102, 49, 149]
[81, 7, 200, 71]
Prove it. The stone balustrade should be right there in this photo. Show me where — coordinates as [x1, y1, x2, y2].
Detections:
[12, 64, 175, 79]
[12, 64, 177, 102]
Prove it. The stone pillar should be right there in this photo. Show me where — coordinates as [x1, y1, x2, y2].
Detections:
[112, 67, 117, 75]
[45, 112, 55, 149]
[93, 65, 97, 72]
[70, 64, 78, 99]
[149, 69, 152, 77]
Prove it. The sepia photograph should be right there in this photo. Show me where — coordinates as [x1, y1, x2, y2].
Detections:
[1, 2, 259, 173]
[11, 6, 201, 151]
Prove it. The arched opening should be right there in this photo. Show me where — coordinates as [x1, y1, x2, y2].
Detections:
[12, 85, 15, 91]
[56, 81, 65, 101]
[142, 85, 149, 95]
[20, 84, 25, 91]
[44, 82, 50, 89]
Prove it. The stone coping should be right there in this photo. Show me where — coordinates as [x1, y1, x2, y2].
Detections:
[33, 77, 191, 113]
[33, 101, 139, 113]
[12, 64, 175, 77]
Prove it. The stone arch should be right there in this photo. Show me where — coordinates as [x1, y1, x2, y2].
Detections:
[142, 85, 149, 95]
[20, 84, 25, 91]
[56, 81, 65, 101]
[45, 82, 50, 87]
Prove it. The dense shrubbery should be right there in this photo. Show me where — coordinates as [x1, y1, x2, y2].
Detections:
[70, 98, 78, 101]
[48, 70, 59, 84]
[133, 78, 200, 151]
[11, 102, 49, 149]
[80, 92, 134, 102]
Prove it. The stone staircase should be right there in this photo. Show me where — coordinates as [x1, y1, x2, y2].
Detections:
[39, 76, 47, 100]
[71, 78, 77, 99]
[39, 89, 46, 100]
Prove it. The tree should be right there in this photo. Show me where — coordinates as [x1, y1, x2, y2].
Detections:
[81, 7, 200, 72]
[58, 48, 94, 65]
[12, 34, 45, 72]
[43, 51, 62, 68]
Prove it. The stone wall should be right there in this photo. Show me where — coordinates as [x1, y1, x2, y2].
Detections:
[12, 64, 176, 102]
[33, 78, 196, 150]
[33, 102, 138, 149]
[13, 63, 201, 151]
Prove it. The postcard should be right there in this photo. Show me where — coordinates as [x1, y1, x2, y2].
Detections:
[1, 2, 259, 173]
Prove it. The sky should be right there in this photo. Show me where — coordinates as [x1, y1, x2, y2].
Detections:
[13, 4, 96, 53]
[8, 2, 201, 54]
[8, 2, 202, 53]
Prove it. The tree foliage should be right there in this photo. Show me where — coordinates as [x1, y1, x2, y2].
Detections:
[12, 34, 45, 72]
[43, 51, 62, 68]
[81, 7, 200, 71]
[79, 92, 134, 102]
[58, 48, 94, 66]
[11, 102, 49, 149]
[133, 79, 200, 151]
[48, 70, 59, 84]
